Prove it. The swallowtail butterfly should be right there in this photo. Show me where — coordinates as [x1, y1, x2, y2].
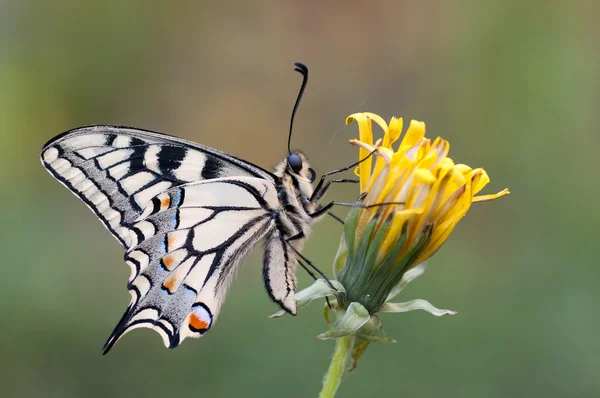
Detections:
[40, 63, 350, 353]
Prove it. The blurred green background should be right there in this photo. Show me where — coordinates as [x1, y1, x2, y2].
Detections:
[2, 1, 598, 397]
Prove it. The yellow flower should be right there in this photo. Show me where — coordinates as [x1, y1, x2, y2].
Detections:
[271, 111, 509, 374]
[333, 112, 510, 312]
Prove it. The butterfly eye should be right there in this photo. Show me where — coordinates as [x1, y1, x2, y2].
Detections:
[308, 167, 316, 183]
[287, 153, 303, 173]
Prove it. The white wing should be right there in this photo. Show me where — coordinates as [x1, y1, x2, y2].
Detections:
[40, 125, 275, 248]
[103, 177, 278, 352]
[263, 227, 300, 316]
[40, 127, 302, 351]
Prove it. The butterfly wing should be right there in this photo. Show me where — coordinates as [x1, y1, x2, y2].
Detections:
[40, 125, 275, 248]
[263, 227, 300, 315]
[40, 126, 284, 351]
[102, 177, 278, 352]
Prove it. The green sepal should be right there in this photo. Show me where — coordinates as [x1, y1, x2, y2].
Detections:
[345, 213, 395, 305]
[343, 204, 361, 256]
[317, 302, 371, 340]
[337, 214, 380, 302]
[349, 339, 369, 372]
[349, 315, 394, 371]
[363, 223, 432, 312]
[385, 263, 427, 301]
[355, 334, 396, 343]
[353, 313, 395, 342]
[379, 299, 457, 316]
[268, 279, 345, 318]
[332, 234, 348, 280]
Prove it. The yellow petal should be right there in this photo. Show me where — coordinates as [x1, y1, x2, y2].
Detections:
[419, 181, 473, 262]
[471, 168, 490, 195]
[453, 163, 472, 175]
[414, 219, 457, 264]
[377, 210, 415, 262]
[347, 115, 374, 191]
[442, 168, 467, 199]
[414, 168, 436, 184]
[410, 169, 452, 241]
[368, 158, 389, 193]
[384, 117, 403, 147]
[438, 157, 454, 170]
[430, 137, 450, 166]
[349, 139, 377, 153]
[433, 158, 453, 181]
[473, 188, 510, 202]
[361, 112, 389, 136]
[431, 184, 466, 224]
[347, 141, 394, 194]
[417, 147, 438, 170]
[399, 120, 426, 153]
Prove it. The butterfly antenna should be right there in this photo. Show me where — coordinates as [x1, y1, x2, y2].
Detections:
[288, 62, 309, 154]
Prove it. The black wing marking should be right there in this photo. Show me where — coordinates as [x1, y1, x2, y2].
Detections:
[102, 177, 278, 352]
[40, 125, 276, 248]
[263, 224, 299, 315]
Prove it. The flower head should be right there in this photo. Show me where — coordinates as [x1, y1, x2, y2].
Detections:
[333, 112, 510, 312]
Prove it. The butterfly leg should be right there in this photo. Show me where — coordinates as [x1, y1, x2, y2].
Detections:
[286, 232, 334, 284]
[310, 150, 375, 202]
[286, 232, 304, 242]
[284, 233, 320, 281]
[313, 178, 358, 225]
[286, 242, 337, 290]
[286, 243, 337, 310]
[310, 201, 405, 219]
[311, 178, 358, 203]
[327, 211, 345, 225]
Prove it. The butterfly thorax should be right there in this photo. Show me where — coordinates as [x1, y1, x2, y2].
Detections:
[272, 152, 315, 243]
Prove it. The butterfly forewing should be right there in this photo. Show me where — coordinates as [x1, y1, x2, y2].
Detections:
[40, 125, 274, 248]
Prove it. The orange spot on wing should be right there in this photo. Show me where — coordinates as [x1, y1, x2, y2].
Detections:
[167, 234, 177, 248]
[189, 313, 209, 330]
[161, 197, 170, 209]
[163, 277, 176, 293]
[162, 255, 174, 269]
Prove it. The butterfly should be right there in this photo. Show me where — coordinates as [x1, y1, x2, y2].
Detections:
[40, 63, 356, 353]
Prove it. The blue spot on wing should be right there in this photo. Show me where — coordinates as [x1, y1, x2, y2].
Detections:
[172, 189, 180, 206]
[160, 236, 167, 253]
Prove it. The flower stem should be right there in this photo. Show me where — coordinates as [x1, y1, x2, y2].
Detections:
[319, 336, 354, 398]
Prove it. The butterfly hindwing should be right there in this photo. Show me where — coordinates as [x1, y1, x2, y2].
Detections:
[263, 226, 300, 315]
[40, 125, 274, 248]
[103, 177, 279, 351]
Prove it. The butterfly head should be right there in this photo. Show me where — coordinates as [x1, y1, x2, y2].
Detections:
[287, 152, 316, 183]
[275, 152, 315, 183]
[273, 152, 316, 210]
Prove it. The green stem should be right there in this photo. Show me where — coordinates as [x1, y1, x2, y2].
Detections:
[319, 336, 354, 398]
